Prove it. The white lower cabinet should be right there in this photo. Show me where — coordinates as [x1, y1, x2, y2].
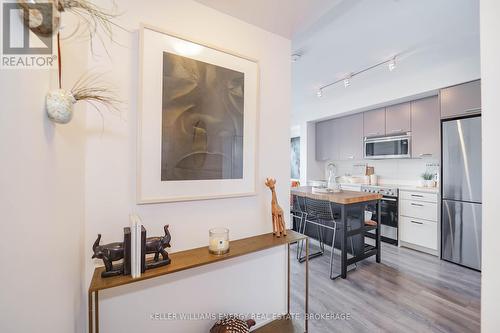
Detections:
[400, 216, 437, 251]
[400, 200, 438, 222]
[399, 190, 439, 255]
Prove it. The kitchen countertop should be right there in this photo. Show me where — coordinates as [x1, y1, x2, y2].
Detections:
[291, 186, 382, 204]
[396, 185, 439, 194]
[308, 181, 439, 194]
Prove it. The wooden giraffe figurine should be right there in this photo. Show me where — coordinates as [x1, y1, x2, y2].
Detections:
[265, 178, 287, 237]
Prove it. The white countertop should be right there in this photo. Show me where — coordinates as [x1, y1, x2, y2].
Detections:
[397, 185, 439, 194]
[308, 180, 440, 194]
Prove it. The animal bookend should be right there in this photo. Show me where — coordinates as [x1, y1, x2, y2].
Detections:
[145, 225, 172, 270]
[92, 234, 125, 278]
[265, 178, 287, 237]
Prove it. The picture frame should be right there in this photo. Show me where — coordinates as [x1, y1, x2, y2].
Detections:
[137, 24, 259, 204]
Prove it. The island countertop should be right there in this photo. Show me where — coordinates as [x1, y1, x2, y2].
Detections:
[291, 186, 382, 204]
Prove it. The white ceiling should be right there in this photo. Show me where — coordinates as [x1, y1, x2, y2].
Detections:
[292, 0, 480, 120]
[194, 0, 342, 39]
[194, 0, 480, 123]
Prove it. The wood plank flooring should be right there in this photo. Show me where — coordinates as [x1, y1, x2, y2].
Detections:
[290, 241, 480, 333]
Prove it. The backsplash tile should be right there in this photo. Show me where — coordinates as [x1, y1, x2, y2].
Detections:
[324, 158, 440, 186]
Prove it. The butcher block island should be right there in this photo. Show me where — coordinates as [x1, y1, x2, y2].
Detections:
[291, 186, 382, 279]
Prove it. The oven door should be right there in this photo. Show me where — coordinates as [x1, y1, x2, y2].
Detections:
[366, 196, 399, 245]
[364, 135, 411, 159]
[380, 196, 398, 228]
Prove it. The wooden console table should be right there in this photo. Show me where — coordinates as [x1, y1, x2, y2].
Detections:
[88, 230, 309, 333]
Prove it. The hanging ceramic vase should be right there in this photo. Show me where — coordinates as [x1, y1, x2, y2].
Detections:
[46, 89, 76, 124]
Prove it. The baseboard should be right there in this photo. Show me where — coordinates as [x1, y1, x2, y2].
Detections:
[400, 241, 438, 256]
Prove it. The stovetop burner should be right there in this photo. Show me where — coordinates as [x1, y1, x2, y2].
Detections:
[361, 185, 398, 197]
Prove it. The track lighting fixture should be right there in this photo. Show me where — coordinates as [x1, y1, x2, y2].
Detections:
[343, 75, 351, 88]
[316, 56, 398, 97]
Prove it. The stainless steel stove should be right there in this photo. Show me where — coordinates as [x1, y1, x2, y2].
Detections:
[361, 185, 398, 197]
[361, 185, 399, 245]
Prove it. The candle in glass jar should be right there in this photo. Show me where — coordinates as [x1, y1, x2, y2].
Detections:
[208, 228, 229, 255]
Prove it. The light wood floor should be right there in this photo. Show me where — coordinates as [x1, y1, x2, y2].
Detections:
[290, 242, 481, 333]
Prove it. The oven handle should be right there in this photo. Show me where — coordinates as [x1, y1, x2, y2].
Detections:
[381, 197, 397, 202]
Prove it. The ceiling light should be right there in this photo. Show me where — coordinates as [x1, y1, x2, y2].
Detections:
[317, 55, 399, 94]
[389, 57, 396, 71]
[343, 76, 351, 88]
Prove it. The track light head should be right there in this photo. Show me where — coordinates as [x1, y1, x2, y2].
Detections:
[343, 77, 351, 88]
[317, 89, 323, 97]
[389, 57, 396, 72]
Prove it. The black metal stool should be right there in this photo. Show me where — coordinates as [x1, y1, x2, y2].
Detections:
[299, 197, 356, 279]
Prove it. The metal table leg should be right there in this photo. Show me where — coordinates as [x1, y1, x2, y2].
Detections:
[88, 291, 93, 333]
[287, 243, 291, 315]
[376, 200, 381, 263]
[305, 237, 309, 333]
[341, 205, 347, 279]
[88, 290, 99, 333]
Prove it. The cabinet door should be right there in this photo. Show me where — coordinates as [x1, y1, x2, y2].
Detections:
[339, 113, 364, 160]
[329, 119, 341, 161]
[315, 120, 330, 161]
[386, 102, 411, 134]
[440, 80, 481, 119]
[411, 96, 440, 158]
[363, 108, 386, 137]
[400, 216, 438, 250]
[315, 119, 340, 161]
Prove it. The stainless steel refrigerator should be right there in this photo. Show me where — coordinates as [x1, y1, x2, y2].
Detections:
[442, 116, 482, 271]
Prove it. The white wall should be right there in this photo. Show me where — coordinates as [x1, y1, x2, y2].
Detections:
[0, 17, 87, 333]
[480, 1, 500, 331]
[84, 0, 291, 332]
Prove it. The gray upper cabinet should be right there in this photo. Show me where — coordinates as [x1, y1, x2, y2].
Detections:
[363, 108, 386, 137]
[386, 102, 411, 134]
[315, 120, 330, 161]
[315, 119, 340, 161]
[339, 113, 364, 160]
[440, 80, 481, 119]
[411, 96, 440, 158]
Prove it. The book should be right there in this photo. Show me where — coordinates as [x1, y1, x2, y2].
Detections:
[129, 214, 146, 278]
[123, 227, 131, 276]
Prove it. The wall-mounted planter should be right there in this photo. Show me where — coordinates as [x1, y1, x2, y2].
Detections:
[46, 89, 76, 124]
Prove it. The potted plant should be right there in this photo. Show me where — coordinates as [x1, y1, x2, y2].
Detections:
[421, 172, 435, 187]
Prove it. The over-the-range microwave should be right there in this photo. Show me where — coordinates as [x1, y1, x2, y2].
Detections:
[364, 134, 411, 159]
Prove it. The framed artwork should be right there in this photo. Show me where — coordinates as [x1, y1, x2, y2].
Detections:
[291, 137, 300, 180]
[137, 25, 259, 203]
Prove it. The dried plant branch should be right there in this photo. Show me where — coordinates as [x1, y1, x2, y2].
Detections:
[59, 0, 127, 54]
[71, 72, 122, 114]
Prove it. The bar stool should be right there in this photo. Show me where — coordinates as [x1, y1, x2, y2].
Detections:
[300, 197, 356, 279]
[290, 195, 307, 260]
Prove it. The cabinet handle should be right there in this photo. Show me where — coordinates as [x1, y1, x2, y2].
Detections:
[348, 155, 354, 159]
[419, 153, 433, 157]
[464, 107, 481, 113]
[411, 194, 424, 198]
[367, 132, 378, 136]
[391, 129, 403, 132]
[410, 220, 424, 225]
[411, 203, 424, 207]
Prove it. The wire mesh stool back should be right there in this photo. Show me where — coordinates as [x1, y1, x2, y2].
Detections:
[291, 195, 305, 215]
[300, 197, 357, 279]
[305, 197, 334, 221]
